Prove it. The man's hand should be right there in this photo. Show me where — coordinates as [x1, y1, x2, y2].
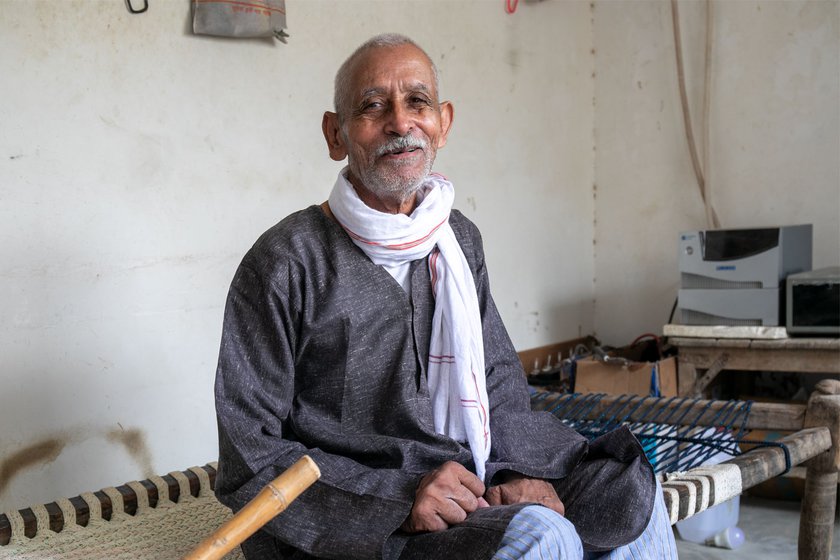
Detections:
[485, 473, 565, 516]
[401, 461, 490, 533]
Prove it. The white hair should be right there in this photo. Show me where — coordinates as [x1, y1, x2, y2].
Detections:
[333, 33, 440, 122]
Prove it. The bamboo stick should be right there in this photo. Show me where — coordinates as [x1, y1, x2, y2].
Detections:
[183, 456, 320, 560]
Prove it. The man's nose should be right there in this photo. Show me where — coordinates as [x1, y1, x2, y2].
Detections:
[385, 103, 414, 136]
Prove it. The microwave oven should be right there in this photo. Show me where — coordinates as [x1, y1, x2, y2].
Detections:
[786, 266, 840, 335]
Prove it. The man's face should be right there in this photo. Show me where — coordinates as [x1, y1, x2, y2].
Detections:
[323, 44, 453, 207]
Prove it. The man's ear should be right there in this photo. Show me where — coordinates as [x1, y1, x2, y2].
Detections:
[322, 111, 347, 161]
[436, 101, 454, 149]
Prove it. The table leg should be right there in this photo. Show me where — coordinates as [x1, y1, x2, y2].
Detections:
[677, 361, 698, 397]
[679, 351, 728, 397]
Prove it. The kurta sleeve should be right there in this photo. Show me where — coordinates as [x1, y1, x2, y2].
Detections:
[214, 257, 417, 560]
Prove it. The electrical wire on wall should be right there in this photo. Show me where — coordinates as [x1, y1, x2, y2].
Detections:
[671, 0, 721, 230]
[125, 0, 148, 13]
[701, 0, 715, 229]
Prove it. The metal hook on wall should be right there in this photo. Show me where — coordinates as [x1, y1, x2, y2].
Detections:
[125, 0, 148, 14]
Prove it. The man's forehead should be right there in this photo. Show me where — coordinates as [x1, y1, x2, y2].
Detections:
[359, 81, 432, 98]
[349, 45, 436, 92]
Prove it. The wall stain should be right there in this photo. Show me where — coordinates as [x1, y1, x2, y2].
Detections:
[506, 49, 520, 70]
[0, 438, 66, 495]
[0, 426, 156, 499]
[107, 427, 154, 477]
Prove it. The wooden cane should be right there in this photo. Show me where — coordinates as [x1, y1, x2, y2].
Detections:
[183, 456, 321, 560]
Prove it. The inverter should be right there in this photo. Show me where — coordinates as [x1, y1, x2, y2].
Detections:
[678, 225, 812, 326]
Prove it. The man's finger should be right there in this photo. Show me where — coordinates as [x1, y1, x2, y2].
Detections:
[406, 512, 449, 533]
[448, 484, 481, 513]
[456, 468, 486, 498]
[406, 499, 454, 533]
[436, 497, 469, 525]
[484, 485, 502, 506]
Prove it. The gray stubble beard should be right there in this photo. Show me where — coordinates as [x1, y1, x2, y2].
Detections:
[349, 134, 436, 207]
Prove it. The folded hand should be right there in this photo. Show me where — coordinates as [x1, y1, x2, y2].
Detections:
[401, 461, 490, 533]
[485, 473, 565, 516]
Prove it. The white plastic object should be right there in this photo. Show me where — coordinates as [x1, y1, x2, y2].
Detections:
[676, 495, 740, 544]
[675, 428, 741, 545]
[705, 526, 745, 549]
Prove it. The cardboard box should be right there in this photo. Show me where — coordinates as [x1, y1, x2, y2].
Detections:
[574, 356, 678, 397]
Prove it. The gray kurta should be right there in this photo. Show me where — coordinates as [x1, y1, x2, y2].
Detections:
[214, 206, 655, 560]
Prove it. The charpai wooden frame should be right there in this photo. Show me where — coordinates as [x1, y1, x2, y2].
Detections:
[0, 457, 319, 560]
[0, 464, 218, 545]
[531, 379, 840, 559]
[1, 380, 837, 559]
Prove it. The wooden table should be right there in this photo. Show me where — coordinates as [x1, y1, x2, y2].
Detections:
[670, 335, 840, 398]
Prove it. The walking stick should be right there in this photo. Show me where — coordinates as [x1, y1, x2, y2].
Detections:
[183, 456, 320, 560]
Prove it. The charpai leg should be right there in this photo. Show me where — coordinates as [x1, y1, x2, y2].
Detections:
[799, 468, 837, 559]
[799, 380, 840, 560]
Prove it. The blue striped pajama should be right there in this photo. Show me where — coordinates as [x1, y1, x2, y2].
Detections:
[492, 482, 678, 560]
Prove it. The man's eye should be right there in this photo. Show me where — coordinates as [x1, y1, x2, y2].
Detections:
[363, 101, 384, 111]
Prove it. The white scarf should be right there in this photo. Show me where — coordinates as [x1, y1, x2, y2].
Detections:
[328, 168, 491, 481]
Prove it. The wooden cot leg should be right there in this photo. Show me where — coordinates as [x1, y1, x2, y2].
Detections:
[800, 468, 838, 560]
[799, 380, 840, 560]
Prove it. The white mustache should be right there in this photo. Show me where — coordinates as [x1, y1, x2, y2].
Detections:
[375, 135, 427, 157]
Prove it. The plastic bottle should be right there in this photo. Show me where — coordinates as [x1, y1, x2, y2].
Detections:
[704, 526, 745, 549]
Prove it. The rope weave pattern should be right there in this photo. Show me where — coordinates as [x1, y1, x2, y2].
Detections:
[0, 463, 244, 560]
[530, 390, 752, 473]
[528, 389, 801, 524]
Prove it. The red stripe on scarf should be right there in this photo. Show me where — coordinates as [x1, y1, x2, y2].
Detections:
[471, 369, 490, 446]
[384, 217, 448, 250]
[339, 217, 448, 251]
[429, 248, 440, 298]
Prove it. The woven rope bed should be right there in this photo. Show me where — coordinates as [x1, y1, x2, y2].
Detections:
[2, 381, 838, 559]
[532, 380, 840, 559]
[0, 463, 242, 560]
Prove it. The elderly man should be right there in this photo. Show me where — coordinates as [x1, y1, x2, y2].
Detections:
[214, 34, 677, 559]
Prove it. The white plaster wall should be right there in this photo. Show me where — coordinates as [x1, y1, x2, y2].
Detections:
[0, 0, 594, 510]
[592, 0, 840, 345]
[7, 0, 834, 514]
